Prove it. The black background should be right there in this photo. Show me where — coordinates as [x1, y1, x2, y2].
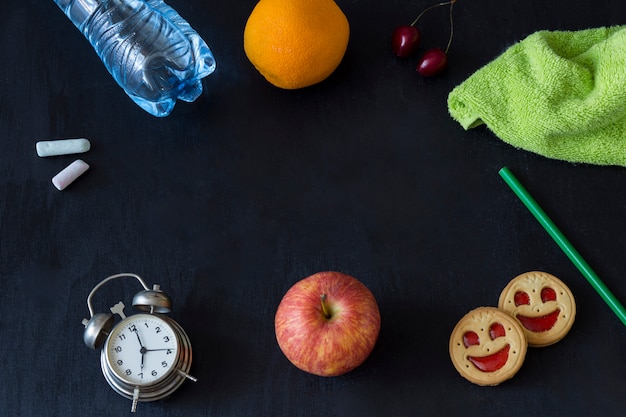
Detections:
[2, 0, 626, 416]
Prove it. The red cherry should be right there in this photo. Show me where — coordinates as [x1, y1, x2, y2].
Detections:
[416, 48, 448, 77]
[391, 25, 421, 58]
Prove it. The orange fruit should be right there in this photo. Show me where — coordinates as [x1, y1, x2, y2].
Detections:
[243, 0, 350, 89]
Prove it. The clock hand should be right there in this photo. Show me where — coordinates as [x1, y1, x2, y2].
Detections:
[132, 328, 147, 371]
[133, 328, 144, 349]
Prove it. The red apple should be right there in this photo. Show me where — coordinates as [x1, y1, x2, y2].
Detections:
[274, 271, 381, 376]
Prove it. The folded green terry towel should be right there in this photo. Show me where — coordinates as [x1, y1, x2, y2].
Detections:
[448, 26, 626, 167]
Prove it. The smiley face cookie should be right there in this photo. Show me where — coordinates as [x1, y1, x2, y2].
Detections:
[498, 271, 576, 347]
[449, 307, 527, 386]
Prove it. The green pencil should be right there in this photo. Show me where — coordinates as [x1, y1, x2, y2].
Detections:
[499, 166, 626, 327]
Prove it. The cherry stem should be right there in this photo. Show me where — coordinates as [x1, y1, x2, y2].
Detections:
[320, 294, 331, 319]
[445, 0, 455, 53]
[409, 0, 456, 27]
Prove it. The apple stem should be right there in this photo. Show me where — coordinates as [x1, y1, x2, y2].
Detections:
[409, 0, 457, 27]
[320, 294, 331, 319]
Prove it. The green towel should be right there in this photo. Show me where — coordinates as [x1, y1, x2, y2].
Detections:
[447, 26, 626, 167]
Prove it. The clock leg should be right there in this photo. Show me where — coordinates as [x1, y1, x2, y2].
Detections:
[176, 369, 198, 382]
[131, 387, 140, 412]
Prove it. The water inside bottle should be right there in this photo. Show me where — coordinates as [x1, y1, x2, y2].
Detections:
[53, 0, 216, 116]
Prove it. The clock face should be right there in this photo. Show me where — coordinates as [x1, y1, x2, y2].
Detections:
[105, 314, 179, 386]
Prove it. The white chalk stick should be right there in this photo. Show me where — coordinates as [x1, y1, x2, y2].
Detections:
[52, 159, 90, 191]
[36, 138, 91, 157]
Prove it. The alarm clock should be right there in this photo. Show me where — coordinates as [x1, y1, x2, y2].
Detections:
[81, 273, 196, 412]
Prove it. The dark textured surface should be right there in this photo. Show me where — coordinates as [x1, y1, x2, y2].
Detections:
[2, 0, 626, 416]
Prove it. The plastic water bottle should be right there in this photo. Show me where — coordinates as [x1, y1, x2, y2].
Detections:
[53, 0, 216, 117]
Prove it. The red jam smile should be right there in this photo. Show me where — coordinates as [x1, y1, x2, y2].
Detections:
[516, 309, 560, 333]
[468, 344, 510, 372]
